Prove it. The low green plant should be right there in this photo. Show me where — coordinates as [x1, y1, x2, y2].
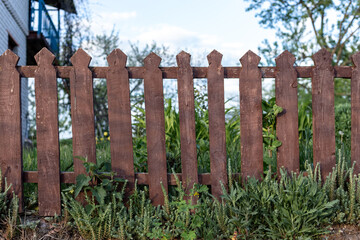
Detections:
[262, 98, 284, 172]
[62, 159, 126, 240]
[221, 165, 338, 239]
[322, 149, 360, 224]
[61, 158, 354, 240]
[0, 170, 19, 239]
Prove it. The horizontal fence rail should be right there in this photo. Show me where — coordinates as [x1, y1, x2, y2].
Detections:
[15, 66, 354, 79]
[0, 47, 359, 216]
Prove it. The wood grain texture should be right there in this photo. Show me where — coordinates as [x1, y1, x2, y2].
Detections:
[275, 51, 299, 174]
[351, 51, 360, 174]
[34, 48, 61, 216]
[176, 51, 198, 201]
[207, 50, 228, 199]
[144, 52, 168, 205]
[70, 49, 96, 175]
[106, 49, 135, 191]
[16, 66, 353, 79]
[0, 50, 23, 212]
[240, 50, 263, 181]
[312, 48, 336, 179]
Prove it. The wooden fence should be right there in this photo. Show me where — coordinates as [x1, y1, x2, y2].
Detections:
[0, 47, 359, 216]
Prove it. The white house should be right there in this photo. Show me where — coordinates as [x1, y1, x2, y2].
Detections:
[0, 0, 75, 142]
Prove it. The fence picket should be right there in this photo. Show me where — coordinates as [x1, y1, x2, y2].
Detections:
[351, 52, 360, 174]
[207, 50, 228, 198]
[0, 50, 23, 211]
[176, 51, 198, 201]
[312, 48, 336, 179]
[275, 51, 299, 174]
[106, 49, 135, 192]
[1, 47, 359, 215]
[144, 52, 168, 205]
[34, 48, 61, 216]
[240, 50, 263, 181]
[70, 49, 96, 175]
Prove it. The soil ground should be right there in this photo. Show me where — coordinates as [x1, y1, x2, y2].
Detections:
[322, 225, 360, 240]
[1, 217, 360, 239]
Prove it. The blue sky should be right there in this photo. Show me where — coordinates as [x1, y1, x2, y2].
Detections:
[87, 0, 276, 66]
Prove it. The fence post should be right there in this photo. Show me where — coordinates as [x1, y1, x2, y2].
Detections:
[106, 49, 135, 193]
[70, 49, 96, 175]
[351, 51, 360, 174]
[34, 48, 61, 216]
[240, 50, 263, 181]
[0, 50, 23, 212]
[144, 52, 168, 205]
[275, 50, 299, 175]
[177, 51, 198, 202]
[207, 50, 228, 198]
[312, 48, 335, 180]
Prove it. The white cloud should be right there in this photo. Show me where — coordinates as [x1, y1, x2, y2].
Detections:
[87, 11, 137, 35]
[106, 11, 137, 20]
[133, 24, 248, 65]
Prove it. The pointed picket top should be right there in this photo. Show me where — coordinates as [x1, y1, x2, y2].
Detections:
[176, 51, 191, 68]
[352, 51, 360, 68]
[0, 49, 19, 68]
[70, 48, 92, 67]
[107, 49, 127, 68]
[240, 50, 261, 67]
[207, 50, 223, 66]
[275, 50, 296, 68]
[312, 48, 332, 68]
[144, 52, 162, 70]
[34, 48, 55, 66]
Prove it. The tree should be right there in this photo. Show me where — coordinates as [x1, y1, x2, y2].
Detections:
[245, 0, 360, 103]
[245, 0, 360, 66]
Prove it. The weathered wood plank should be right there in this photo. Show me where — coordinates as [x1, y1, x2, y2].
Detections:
[176, 51, 198, 201]
[0, 50, 23, 211]
[351, 52, 360, 174]
[22, 170, 222, 186]
[106, 49, 135, 192]
[16, 66, 353, 79]
[312, 48, 336, 179]
[144, 52, 168, 205]
[275, 51, 299, 174]
[240, 50, 263, 181]
[70, 49, 96, 175]
[34, 48, 61, 216]
[207, 50, 228, 198]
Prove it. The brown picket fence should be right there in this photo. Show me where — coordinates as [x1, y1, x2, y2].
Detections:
[0, 47, 359, 216]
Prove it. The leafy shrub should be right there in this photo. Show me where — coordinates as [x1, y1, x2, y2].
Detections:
[62, 159, 350, 240]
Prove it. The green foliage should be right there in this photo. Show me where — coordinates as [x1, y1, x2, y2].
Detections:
[63, 159, 126, 240]
[335, 103, 351, 158]
[0, 170, 19, 239]
[298, 101, 313, 170]
[262, 98, 283, 155]
[245, 0, 360, 66]
[322, 150, 360, 224]
[66, 157, 120, 205]
[222, 166, 338, 239]
[62, 158, 355, 240]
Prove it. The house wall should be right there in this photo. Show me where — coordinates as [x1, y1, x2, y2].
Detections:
[0, 0, 29, 141]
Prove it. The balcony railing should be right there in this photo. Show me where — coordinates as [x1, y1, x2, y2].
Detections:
[29, 0, 60, 56]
